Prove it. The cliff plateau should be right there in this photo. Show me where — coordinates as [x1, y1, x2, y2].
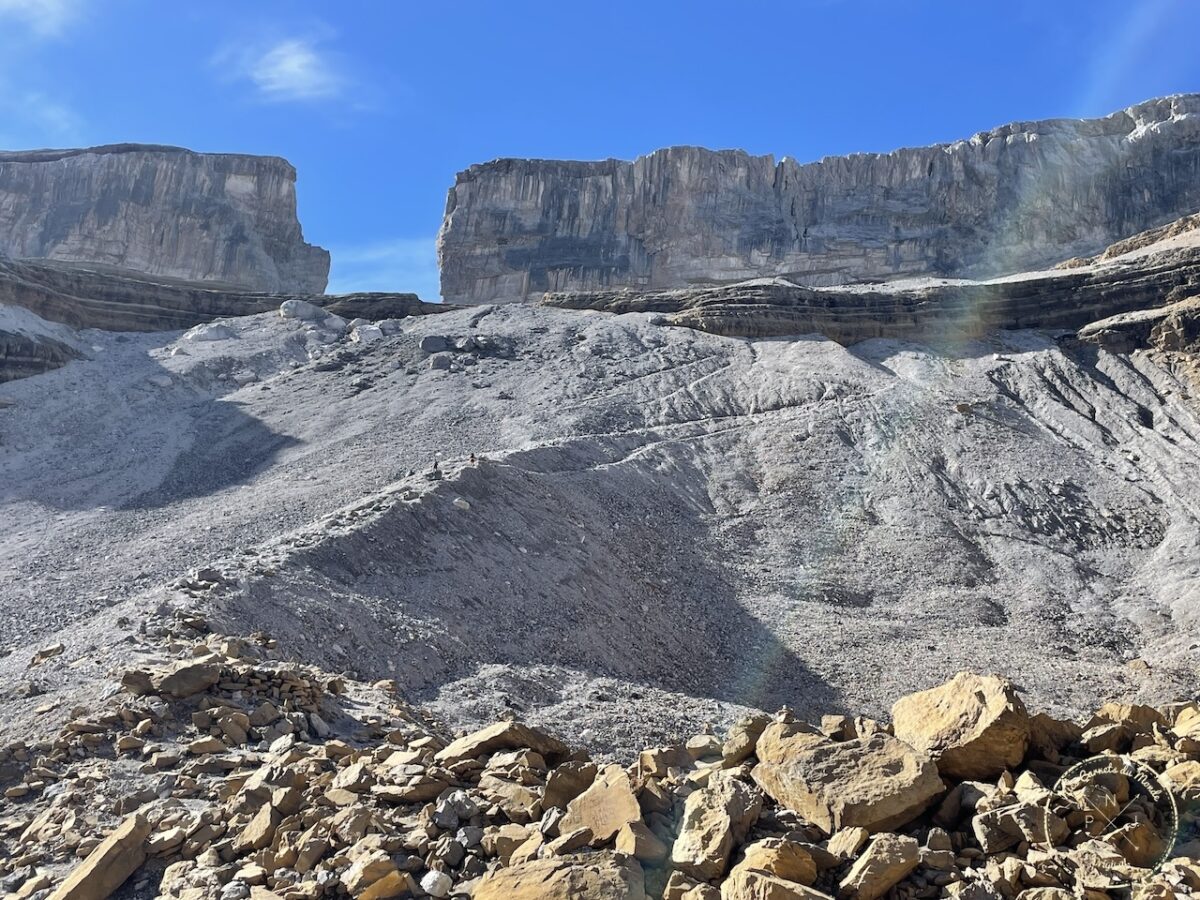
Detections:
[0, 144, 330, 292]
[439, 94, 1200, 303]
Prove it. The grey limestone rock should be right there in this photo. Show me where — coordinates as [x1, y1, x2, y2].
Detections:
[0, 143, 329, 292]
[439, 94, 1200, 304]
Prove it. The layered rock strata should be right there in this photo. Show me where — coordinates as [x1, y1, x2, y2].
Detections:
[0, 331, 78, 383]
[439, 94, 1200, 303]
[0, 302, 83, 383]
[543, 242, 1200, 344]
[0, 257, 444, 333]
[0, 144, 329, 292]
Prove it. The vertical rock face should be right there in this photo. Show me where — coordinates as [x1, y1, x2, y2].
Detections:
[0, 144, 329, 292]
[438, 94, 1200, 304]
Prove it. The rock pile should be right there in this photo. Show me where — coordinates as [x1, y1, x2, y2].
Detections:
[1, 636, 1198, 899]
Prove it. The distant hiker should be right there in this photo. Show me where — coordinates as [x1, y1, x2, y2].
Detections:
[469, 453, 476, 464]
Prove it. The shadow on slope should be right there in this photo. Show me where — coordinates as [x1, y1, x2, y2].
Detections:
[119, 398, 301, 510]
[221, 440, 836, 719]
[0, 352, 300, 512]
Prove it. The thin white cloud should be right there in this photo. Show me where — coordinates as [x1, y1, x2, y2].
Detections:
[326, 237, 442, 300]
[213, 34, 346, 103]
[0, 84, 83, 147]
[0, 1, 86, 147]
[0, 0, 84, 36]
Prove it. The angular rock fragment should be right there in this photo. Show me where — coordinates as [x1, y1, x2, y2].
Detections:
[891, 672, 1030, 780]
[561, 763, 641, 843]
[472, 852, 647, 899]
[544, 759, 597, 809]
[838, 833, 919, 900]
[435, 720, 567, 765]
[752, 725, 942, 833]
[155, 662, 221, 699]
[672, 773, 763, 879]
[731, 838, 818, 885]
[616, 820, 669, 863]
[47, 813, 150, 900]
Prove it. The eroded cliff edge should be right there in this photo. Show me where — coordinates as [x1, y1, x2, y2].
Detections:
[0, 144, 330, 292]
[439, 94, 1200, 304]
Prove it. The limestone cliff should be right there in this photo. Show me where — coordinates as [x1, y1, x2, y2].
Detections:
[0, 144, 329, 292]
[439, 94, 1200, 304]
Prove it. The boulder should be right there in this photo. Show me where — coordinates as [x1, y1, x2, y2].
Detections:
[280, 299, 328, 321]
[154, 661, 221, 698]
[722, 871, 833, 900]
[1086, 702, 1165, 735]
[472, 853, 647, 899]
[837, 833, 919, 900]
[561, 764, 642, 843]
[419, 870, 453, 898]
[435, 721, 568, 765]
[891, 672, 1030, 780]
[616, 821, 669, 863]
[731, 838, 817, 885]
[672, 773, 763, 879]
[29, 643, 65, 666]
[752, 725, 942, 834]
[47, 813, 150, 900]
[185, 322, 238, 342]
[972, 802, 1068, 854]
[419, 335, 451, 353]
[722, 714, 772, 767]
[827, 828, 869, 860]
[342, 851, 399, 895]
[1164, 760, 1200, 800]
[232, 804, 281, 854]
[481, 823, 532, 863]
[352, 324, 384, 344]
[544, 760, 597, 809]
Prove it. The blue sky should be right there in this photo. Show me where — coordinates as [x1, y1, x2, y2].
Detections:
[0, 0, 1197, 299]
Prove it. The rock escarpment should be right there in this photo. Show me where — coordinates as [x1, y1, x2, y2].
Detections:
[0, 330, 78, 383]
[0, 257, 443, 333]
[0, 144, 329, 292]
[543, 240, 1200, 344]
[0, 302, 82, 383]
[439, 94, 1200, 304]
[0, 257, 450, 381]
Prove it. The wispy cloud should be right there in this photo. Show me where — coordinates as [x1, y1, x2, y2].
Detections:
[0, 1, 85, 148]
[212, 32, 347, 104]
[0, 87, 83, 146]
[326, 237, 442, 300]
[0, 0, 84, 36]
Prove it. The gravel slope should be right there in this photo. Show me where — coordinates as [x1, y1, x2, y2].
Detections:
[1, 302, 1198, 757]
